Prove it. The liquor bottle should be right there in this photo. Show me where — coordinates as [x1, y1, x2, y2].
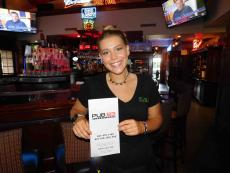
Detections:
[201, 64, 206, 80]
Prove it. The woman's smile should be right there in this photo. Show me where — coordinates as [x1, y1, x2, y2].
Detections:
[99, 35, 129, 74]
[110, 61, 122, 67]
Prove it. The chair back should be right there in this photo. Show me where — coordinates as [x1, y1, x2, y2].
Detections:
[160, 100, 175, 134]
[151, 99, 174, 140]
[0, 128, 24, 173]
[176, 92, 192, 118]
[60, 122, 90, 164]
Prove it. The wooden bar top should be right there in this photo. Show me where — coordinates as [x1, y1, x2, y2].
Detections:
[0, 99, 75, 124]
[0, 88, 79, 129]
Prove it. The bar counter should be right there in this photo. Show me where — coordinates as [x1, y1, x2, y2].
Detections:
[193, 78, 218, 106]
[0, 74, 84, 127]
[0, 95, 73, 126]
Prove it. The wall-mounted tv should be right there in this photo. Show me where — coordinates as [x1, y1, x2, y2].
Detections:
[0, 8, 37, 33]
[162, 0, 207, 28]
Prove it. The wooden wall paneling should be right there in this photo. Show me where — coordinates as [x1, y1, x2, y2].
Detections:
[206, 47, 222, 82]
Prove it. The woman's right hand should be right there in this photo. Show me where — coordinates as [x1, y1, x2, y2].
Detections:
[72, 116, 91, 139]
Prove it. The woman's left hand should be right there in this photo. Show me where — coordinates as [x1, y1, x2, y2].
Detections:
[118, 119, 143, 136]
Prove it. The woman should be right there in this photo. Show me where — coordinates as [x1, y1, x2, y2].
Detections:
[71, 26, 163, 173]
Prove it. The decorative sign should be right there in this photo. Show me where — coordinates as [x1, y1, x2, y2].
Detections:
[181, 49, 188, 55]
[94, 0, 117, 5]
[64, 0, 92, 8]
[81, 7, 96, 19]
[82, 19, 95, 30]
[81, 7, 96, 30]
[64, 0, 117, 8]
[193, 39, 203, 51]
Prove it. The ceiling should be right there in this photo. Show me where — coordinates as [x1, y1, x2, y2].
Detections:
[4, 0, 226, 49]
[5, 0, 164, 16]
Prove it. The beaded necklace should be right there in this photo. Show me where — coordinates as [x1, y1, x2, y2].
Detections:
[108, 72, 129, 85]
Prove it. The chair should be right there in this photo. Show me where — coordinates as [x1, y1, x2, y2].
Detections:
[173, 91, 193, 153]
[0, 128, 40, 173]
[162, 91, 192, 173]
[0, 128, 24, 173]
[22, 149, 41, 173]
[152, 99, 175, 141]
[151, 99, 175, 172]
[55, 122, 91, 173]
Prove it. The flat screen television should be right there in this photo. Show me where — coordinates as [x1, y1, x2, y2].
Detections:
[0, 8, 37, 33]
[162, 0, 207, 28]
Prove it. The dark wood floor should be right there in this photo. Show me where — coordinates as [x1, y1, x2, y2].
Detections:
[157, 83, 217, 173]
[155, 97, 216, 173]
[185, 99, 216, 160]
[177, 99, 216, 173]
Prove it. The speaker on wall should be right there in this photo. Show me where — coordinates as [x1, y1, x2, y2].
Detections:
[37, 3, 54, 12]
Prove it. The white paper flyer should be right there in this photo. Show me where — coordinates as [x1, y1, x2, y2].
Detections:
[88, 97, 120, 157]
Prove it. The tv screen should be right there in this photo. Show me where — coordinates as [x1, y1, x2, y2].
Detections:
[162, 0, 207, 28]
[0, 8, 37, 33]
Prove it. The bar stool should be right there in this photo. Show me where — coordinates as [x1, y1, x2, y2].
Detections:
[163, 91, 192, 173]
[55, 121, 91, 173]
[151, 99, 175, 173]
[0, 128, 40, 173]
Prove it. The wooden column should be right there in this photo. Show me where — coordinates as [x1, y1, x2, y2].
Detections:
[226, 15, 230, 48]
[213, 15, 230, 170]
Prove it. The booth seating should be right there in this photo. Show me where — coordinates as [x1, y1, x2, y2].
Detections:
[0, 128, 40, 173]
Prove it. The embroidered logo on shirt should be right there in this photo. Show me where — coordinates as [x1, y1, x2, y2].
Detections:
[138, 97, 149, 103]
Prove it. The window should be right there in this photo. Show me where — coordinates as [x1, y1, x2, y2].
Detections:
[152, 53, 161, 80]
[0, 50, 14, 75]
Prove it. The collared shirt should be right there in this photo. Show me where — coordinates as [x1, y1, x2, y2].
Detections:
[5, 20, 28, 31]
[173, 5, 193, 23]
